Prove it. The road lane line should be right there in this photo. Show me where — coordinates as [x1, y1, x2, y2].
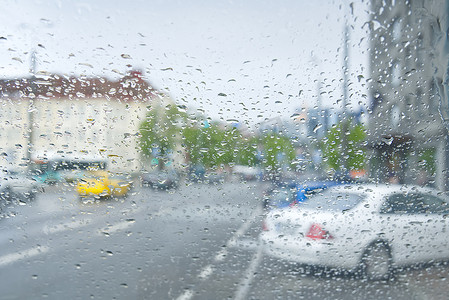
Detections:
[198, 264, 214, 280]
[0, 245, 50, 267]
[234, 244, 263, 300]
[152, 207, 172, 218]
[174, 205, 263, 300]
[43, 220, 92, 234]
[98, 220, 135, 236]
[176, 290, 194, 300]
[226, 205, 262, 248]
[214, 249, 228, 262]
[228, 238, 259, 251]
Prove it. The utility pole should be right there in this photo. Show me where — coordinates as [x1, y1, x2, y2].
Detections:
[340, 24, 350, 175]
[27, 50, 37, 166]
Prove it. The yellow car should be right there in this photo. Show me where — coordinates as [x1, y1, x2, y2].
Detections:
[76, 170, 132, 199]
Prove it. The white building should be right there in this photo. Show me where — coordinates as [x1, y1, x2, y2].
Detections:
[0, 71, 178, 173]
[368, 0, 448, 189]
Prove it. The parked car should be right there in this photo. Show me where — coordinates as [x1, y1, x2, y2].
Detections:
[0, 170, 42, 203]
[203, 171, 225, 185]
[141, 168, 180, 190]
[261, 184, 449, 280]
[233, 165, 261, 181]
[262, 179, 343, 210]
[187, 164, 206, 183]
[76, 170, 132, 199]
[59, 169, 88, 183]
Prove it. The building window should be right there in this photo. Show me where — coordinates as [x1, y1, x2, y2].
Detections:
[429, 79, 439, 115]
[391, 18, 402, 42]
[391, 61, 401, 87]
[390, 104, 401, 129]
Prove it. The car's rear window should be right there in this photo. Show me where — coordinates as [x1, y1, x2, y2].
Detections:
[267, 187, 296, 207]
[301, 189, 365, 212]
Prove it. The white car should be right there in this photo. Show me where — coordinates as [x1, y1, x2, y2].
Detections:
[261, 184, 449, 280]
[0, 170, 41, 202]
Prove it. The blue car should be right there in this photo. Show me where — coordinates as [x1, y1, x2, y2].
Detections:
[262, 180, 345, 210]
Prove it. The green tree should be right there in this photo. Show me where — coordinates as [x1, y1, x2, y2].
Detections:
[138, 104, 186, 168]
[321, 119, 367, 172]
[418, 148, 436, 175]
[259, 132, 295, 172]
[236, 136, 259, 166]
[182, 123, 246, 168]
[181, 120, 262, 168]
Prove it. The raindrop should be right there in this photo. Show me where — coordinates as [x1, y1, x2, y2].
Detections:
[383, 136, 394, 145]
[313, 124, 322, 133]
[226, 118, 239, 123]
[79, 62, 93, 68]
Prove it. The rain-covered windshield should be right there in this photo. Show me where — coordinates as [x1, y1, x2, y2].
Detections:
[1, 0, 449, 299]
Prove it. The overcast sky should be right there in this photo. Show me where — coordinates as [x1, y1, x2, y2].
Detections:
[0, 0, 370, 126]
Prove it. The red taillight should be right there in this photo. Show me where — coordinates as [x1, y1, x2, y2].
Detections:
[289, 200, 298, 207]
[306, 223, 333, 240]
[262, 219, 269, 231]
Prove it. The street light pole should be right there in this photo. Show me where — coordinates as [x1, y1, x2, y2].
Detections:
[340, 24, 350, 174]
[27, 50, 37, 166]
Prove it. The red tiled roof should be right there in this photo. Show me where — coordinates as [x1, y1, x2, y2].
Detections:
[0, 71, 157, 102]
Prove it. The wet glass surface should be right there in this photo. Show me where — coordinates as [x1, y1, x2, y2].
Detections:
[1, 1, 449, 299]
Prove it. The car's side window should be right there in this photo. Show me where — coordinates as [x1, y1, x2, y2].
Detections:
[381, 192, 449, 214]
[380, 193, 416, 214]
[415, 193, 449, 214]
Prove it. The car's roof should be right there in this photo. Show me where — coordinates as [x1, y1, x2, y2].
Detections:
[275, 179, 341, 189]
[324, 183, 441, 196]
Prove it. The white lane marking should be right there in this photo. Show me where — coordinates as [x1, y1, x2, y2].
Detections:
[174, 205, 263, 300]
[214, 249, 228, 262]
[0, 245, 50, 267]
[228, 238, 259, 251]
[198, 264, 214, 280]
[226, 206, 262, 248]
[150, 207, 173, 218]
[98, 220, 135, 236]
[122, 206, 144, 215]
[234, 244, 263, 300]
[176, 290, 194, 300]
[43, 220, 92, 234]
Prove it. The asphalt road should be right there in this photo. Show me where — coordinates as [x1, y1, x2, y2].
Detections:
[0, 181, 448, 300]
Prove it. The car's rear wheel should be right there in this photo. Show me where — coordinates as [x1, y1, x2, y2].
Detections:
[361, 241, 393, 281]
